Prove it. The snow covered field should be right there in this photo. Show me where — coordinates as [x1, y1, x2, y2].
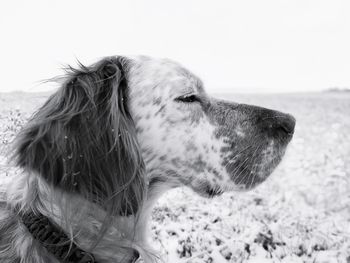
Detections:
[1, 92, 349, 262]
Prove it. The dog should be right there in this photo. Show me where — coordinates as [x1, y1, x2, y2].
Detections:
[0, 56, 295, 263]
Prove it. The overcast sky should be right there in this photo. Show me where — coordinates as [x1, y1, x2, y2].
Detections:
[1, 0, 349, 93]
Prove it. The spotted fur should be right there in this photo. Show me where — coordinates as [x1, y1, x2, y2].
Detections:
[128, 56, 295, 196]
[0, 55, 295, 263]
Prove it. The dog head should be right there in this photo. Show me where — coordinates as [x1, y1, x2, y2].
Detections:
[15, 55, 295, 214]
[127, 56, 295, 197]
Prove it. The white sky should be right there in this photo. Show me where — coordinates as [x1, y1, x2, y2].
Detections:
[1, 0, 349, 93]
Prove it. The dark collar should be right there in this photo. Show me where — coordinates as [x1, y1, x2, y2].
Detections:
[20, 211, 142, 263]
[20, 211, 96, 263]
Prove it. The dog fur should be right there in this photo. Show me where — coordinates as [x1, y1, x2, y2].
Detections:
[0, 56, 295, 263]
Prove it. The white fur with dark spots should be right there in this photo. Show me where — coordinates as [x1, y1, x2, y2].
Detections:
[128, 56, 295, 196]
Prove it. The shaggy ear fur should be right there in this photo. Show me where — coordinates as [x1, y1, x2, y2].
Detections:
[14, 57, 145, 217]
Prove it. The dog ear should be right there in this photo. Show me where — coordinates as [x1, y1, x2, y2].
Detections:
[14, 57, 145, 216]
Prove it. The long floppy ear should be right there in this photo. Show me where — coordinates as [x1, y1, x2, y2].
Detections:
[14, 56, 145, 216]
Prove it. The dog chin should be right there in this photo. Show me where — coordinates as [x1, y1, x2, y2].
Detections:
[203, 186, 224, 198]
[191, 183, 225, 198]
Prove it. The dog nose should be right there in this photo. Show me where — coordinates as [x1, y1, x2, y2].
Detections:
[266, 113, 296, 139]
[234, 104, 296, 141]
[278, 114, 296, 135]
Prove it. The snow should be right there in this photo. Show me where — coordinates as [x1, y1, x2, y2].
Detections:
[1, 92, 349, 262]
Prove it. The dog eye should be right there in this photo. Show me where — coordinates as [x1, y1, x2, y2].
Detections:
[175, 94, 199, 103]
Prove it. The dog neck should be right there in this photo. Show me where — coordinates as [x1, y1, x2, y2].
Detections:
[6, 172, 164, 263]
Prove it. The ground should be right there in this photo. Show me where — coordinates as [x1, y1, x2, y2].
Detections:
[0, 91, 349, 263]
